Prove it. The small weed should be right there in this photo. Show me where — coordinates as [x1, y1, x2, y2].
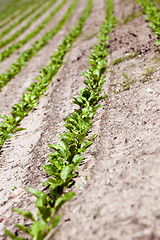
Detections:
[143, 66, 155, 76]
[12, 186, 17, 191]
[118, 72, 136, 92]
[141, 66, 155, 82]
[85, 175, 88, 180]
[122, 12, 143, 24]
[111, 51, 139, 65]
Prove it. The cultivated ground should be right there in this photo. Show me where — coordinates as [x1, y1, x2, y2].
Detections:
[0, 0, 160, 239]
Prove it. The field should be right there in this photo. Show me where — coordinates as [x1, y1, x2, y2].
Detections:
[0, 0, 160, 239]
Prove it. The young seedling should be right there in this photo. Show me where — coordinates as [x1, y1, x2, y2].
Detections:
[118, 72, 136, 91]
[141, 66, 155, 82]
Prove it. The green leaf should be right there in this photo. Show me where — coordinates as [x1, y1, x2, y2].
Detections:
[43, 178, 63, 190]
[4, 230, 25, 240]
[60, 165, 75, 182]
[13, 127, 26, 133]
[26, 188, 51, 208]
[155, 40, 160, 46]
[55, 192, 75, 212]
[52, 214, 61, 228]
[79, 141, 93, 153]
[37, 206, 52, 222]
[13, 208, 35, 221]
[43, 164, 60, 177]
[72, 154, 84, 164]
[16, 224, 31, 235]
[60, 132, 76, 144]
[30, 220, 47, 240]
[26, 188, 48, 199]
[59, 140, 69, 150]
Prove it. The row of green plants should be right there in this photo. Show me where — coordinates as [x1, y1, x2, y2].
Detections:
[0, 9, 27, 29]
[0, 0, 57, 49]
[0, 0, 26, 22]
[0, 0, 50, 40]
[0, 0, 77, 90]
[136, 0, 160, 47]
[0, 0, 84, 148]
[0, 0, 44, 23]
[5, 0, 116, 239]
[0, 0, 46, 29]
[0, 0, 68, 62]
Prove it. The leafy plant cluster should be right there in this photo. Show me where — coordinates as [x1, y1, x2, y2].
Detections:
[0, 0, 44, 29]
[5, 0, 116, 239]
[0, 0, 49, 40]
[136, 0, 160, 46]
[0, 0, 78, 90]
[0, 0, 57, 49]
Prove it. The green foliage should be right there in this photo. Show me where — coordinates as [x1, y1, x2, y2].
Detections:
[5, 0, 116, 239]
[0, 0, 48, 40]
[0, 0, 93, 148]
[0, 0, 58, 50]
[0, 0, 41, 24]
[0, 0, 77, 90]
[0, 0, 44, 29]
[136, 0, 160, 46]
[119, 72, 136, 91]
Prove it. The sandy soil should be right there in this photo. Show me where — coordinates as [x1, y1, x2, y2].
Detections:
[0, 0, 160, 239]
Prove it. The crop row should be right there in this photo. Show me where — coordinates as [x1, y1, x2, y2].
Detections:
[0, 0, 77, 90]
[0, 0, 45, 29]
[5, 0, 117, 239]
[0, 0, 83, 148]
[0, 0, 25, 22]
[0, 0, 68, 62]
[0, 0, 57, 49]
[0, 0, 42, 24]
[136, 0, 160, 47]
[0, 0, 51, 40]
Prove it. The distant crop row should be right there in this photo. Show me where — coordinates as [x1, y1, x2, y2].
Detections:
[0, 0, 57, 48]
[0, 0, 45, 29]
[0, 0, 82, 146]
[0, 0, 64, 61]
[0, 0, 45, 28]
[5, 0, 117, 239]
[0, 0, 78, 90]
[137, 0, 160, 47]
[0, 0, 50, 40]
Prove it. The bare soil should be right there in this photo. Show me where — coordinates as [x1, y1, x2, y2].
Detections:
[0, 0, 160, 239]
